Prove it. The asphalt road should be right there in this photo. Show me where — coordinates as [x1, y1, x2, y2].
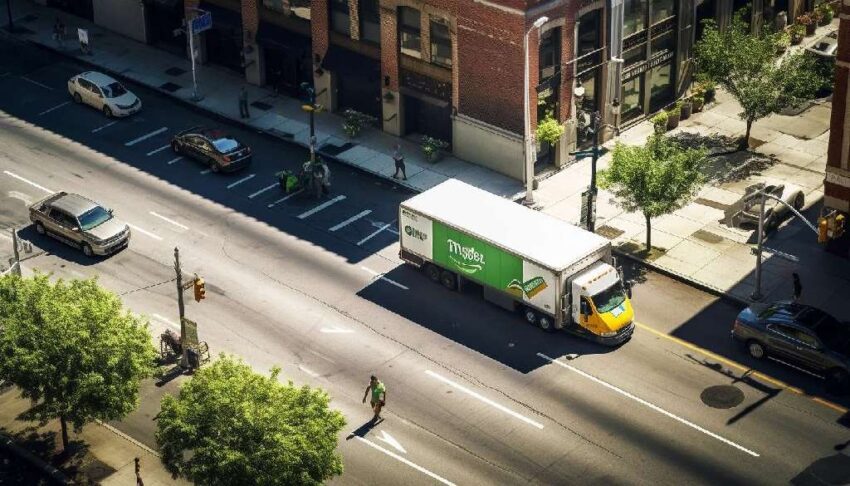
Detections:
[2, 38, 850, 485]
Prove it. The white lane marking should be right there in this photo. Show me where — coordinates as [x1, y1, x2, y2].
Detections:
[3, 170, 54, 193]
[319, 327, 354, 334]
[149, 211, 189, 230]
[200, 169, 211, 175]
[167, 156, 184, 165]
[267, 189, 303, 208]
[330, 210, 372, 232]
[20, 76, 53, 90]
[355, 437, 455, 486]
[360, 266, 408, 290]
[298, 365, 320, 378]
[248, 183, 278, 199]
[38, 101, 71, 116]
[146, 144, 171, 156]
[127, 223, 163, 241]
[377, 431, 407, 454]
[227, 174, 256, 189]
[357, 222, 392, 246]
[152, 313, 180, 330]
[308, 349, 336, 364]
[124, 127, 168, 147]
[8, 190, 32, 205]
[91, 121, 117, 133]
[424, 370, 544, 429]
[298, 195, 346, 219]
[536, 353, 760, 457]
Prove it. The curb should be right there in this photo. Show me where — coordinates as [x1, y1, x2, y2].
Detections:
[0, 431, 68, 485]
[95, 420, 160, 457]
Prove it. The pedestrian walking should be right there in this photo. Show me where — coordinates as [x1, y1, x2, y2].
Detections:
[53, 18, 65, 47]
[392, 144, 407, 180]
[238, 87, 250, 119]
[134, 457, 144, 486]
[362, 375, 386, 422]
[792, 272, 802, 303]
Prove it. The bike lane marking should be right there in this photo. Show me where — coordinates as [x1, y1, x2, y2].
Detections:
[248, 183, 278, 199]
[125, 127, 168, 147]
[298, 195, 346, 219]
[227, 174, 255, 189]
[330, 210, 372, 232]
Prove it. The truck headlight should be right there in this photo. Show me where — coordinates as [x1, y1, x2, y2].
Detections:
[600, 331, 618, 337]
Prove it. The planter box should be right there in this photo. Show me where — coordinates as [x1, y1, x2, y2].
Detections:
[680, 101, 693, 120]
[666, 112, 681, 130]
[692, 98, 705, 113]
[806, 23, 817, 36]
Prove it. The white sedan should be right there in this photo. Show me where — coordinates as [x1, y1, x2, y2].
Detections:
[67, 71, 141, 117]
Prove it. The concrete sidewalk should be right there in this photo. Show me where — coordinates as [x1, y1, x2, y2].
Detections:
[0, 386, 188, 485]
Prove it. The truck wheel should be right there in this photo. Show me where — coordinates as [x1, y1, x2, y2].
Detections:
[523, 308, 538, 326]
[440, 270, 456, 291]
[538, 315, 555, 332]
[424, 264, 440, 283]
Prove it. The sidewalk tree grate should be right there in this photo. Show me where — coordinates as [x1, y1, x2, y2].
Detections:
[250, 101, 273, 111]
[159, 82, 182, 93]
[320, 143, 355, 156]
[165, 67, 187, 76]
[597, 225, 624, 240]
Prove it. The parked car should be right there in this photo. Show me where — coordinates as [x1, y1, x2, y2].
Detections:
[67, 71, 141, 117]
[736, 182, 805, 231]
[171, 127, 253, 173]
[29, 192, 130, 257]
[806, 31, 838, 60]
[732, 301, 850, 392]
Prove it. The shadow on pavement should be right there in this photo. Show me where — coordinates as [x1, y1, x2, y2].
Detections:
[14, 225, 128, 267]
[791, 452, 850, 485]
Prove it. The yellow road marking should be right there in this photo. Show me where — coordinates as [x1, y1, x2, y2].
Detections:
[634, 321, 848, 414]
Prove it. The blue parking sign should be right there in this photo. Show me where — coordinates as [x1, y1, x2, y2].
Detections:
[191, 12, 212, 34]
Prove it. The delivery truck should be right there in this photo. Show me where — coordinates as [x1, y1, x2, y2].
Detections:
[399, 180, 634, 345]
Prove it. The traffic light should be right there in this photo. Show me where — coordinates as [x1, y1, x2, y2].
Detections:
[835, 214, 846, 240]
[818, 217, 829, 243]
[193, 277, 205, 302]
[818, 211, 847, 243]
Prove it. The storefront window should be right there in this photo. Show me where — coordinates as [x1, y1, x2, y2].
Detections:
[649, 62, 673, 111]
[621, 76, 644, 120]
[651, 0, 675, 24]
[263, 0, 311, 21]
[330, 0, 351, 36]
[359, 0, 380, 43]
[623, 0, 647, 36]
[650, 31, 675, 57]
[623, 44, 646, 66]
[430, 20, 452, 67]
[539, 28, 561, 80]
[399, 7, 422, 58]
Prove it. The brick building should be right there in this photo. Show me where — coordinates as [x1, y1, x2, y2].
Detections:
[825, 1, 850, 214]
[42, 0, 809, 181]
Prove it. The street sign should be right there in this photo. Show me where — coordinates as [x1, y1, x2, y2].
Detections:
[181, 318, 199, 346]
[570, 149, 597, 160]
[191, 11, 212, 35]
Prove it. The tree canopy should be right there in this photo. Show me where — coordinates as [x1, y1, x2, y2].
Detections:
[156, 355, 346, 486]
[0, 274, 157, 450]
[600, 135, 707, 250]
[694, 16, 824, 146]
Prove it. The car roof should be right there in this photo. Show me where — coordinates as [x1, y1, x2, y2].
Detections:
[50, 193, 99, 217]
[199, 128, 233, 141]
[80, 71, 118, 87]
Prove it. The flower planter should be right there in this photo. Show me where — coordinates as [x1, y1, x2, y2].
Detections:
[666, 112, 681, 130]
[790, 33, 804, 45]
[692, 97, 705, 113]
[680, 100, 693, 120]
[426, 151, 444, 163]
[704, 88, 716, 104]
[805, 22, 817, 36]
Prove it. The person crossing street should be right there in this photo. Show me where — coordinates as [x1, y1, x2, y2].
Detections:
[362, 375, 386, 422]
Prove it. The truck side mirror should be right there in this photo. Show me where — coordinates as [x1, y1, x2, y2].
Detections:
[626, 281, 633, 298]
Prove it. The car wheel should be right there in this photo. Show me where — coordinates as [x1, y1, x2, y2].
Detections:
[72, 92, 82, 104]
[171, 140, 181, 154]
[747, 340, 766, 359]
[35, 221, 45, 235]
[81, 243, 94, 257]
[103, 105, 113, 118]
[211, 161, 221, 173]
[440, 270, 456, 291]
[793, 193, 804, 211]
[538, 314, 555, 332]
[424, 264, 440, 283]
[524, 308, 538, 326]
[826, 369, 849, 395]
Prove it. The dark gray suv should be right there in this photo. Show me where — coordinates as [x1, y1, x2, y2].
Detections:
[732, 302, 850, 392]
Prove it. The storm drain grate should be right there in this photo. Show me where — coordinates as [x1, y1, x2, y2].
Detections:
[159, 82, 182, 93]
[165, 67, 187, 76]
[700, 385, 745, 409]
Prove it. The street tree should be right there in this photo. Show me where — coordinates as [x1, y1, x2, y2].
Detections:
[694, 16, 824, 148]
[0, 274, 157, 451]
[156, 355, 346, 486]
[600, 135, 707, 251]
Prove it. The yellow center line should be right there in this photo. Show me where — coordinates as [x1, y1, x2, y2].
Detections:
[634, 321, 848, 414]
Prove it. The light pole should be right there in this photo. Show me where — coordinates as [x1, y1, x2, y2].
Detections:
[523, 16, 549, 206]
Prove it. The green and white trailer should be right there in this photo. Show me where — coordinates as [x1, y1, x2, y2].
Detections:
[399, 180, 634, 345]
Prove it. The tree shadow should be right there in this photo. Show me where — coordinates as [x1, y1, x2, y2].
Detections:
[791, 452, 850, 485]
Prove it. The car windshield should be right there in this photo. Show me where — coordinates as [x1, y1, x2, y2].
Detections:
[592, 284, 627, 313]
[78, 206, 112, 230]
[212, 137, 239, 153]
[102, 82, 128, 98]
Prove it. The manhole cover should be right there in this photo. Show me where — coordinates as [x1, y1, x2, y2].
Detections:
[159, 82, 182, 93]
[701, 385, 745, 409]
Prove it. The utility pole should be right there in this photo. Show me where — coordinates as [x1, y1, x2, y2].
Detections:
[174, 247, 188, 368]
[301, 83, 317, 164]
[5, 0, 13, 33]
[587, 112, 601, 233]
[750, 190, 766, 301]
[11, 228, 21, 277]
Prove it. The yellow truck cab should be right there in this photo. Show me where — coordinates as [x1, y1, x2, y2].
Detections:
[571, 262, 634, 344]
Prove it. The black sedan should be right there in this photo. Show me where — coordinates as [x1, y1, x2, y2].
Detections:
[732, 301, 850, 392]
[171, 127, 252, 173]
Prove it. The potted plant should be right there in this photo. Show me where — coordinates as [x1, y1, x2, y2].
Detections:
[341, 109, 377, 139]
[797, 13, 816, 36]
[536, 115, 565, 147]
[680, 97, 693, 120]
[421, 136, 449, 162]
[816, 3, 834, 25]
[651, 111, 669, 134]
[775, 30, 791, 53]
[789, 24, 806, 45]
[666, 101, 682, 130]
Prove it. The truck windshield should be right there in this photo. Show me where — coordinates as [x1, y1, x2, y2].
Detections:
[78, 206, 112, 230]
[592, 284, 627, 313]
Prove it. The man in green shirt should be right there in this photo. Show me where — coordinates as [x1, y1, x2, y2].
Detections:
[362, 375, 386, 422]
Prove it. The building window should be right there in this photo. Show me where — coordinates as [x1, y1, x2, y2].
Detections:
[360, 0, 380, 43]
[623, 0, 647, 36]
[330, 0, 351, 36]
[263, 0, 311, 21]
[651, 0, 675, 24]
[650, 31, 674, 57]
[649, 62, 673, 110]
[621, 76, 644, 121]
[430, 20, 452, 67]
[399, 7, 422, 58]
[539, 27, 561, 81]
